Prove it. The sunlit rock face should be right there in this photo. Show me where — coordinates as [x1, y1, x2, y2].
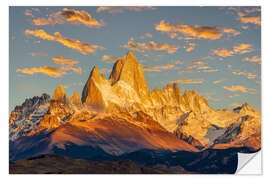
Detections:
[9, 52, 261, 160]
[80, 52, 212, 132]
[79, 52, 260, 151]
[52, 85, 69, 103]
[70, 90, 82, 106]
[174, 103, 261, 151]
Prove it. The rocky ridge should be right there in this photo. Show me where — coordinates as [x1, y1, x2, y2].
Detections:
[9, 52, 261, 158]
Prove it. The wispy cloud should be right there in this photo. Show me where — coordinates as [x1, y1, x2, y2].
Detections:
[33, 8, 104, 27]
[25, 29, 105, 55]
[30, 52, 48, 56]
[143, 64, 175, 72]
[17, 56, 82, 77]
[155, 20, 240, 40]
[230, 103, 242, 107]
[96, 6, 156, 13]
[25, 9, 33, 17]
[228, 94, 240, 98]
[102, 55, 119, 64]
[221, 28, 240, 36]
[52, 56, 82, 74]
[213, 79, 223, 84]
[52, 56, 79, 66]
[178, 60, 218, 74]
[190, 61, 205, 65]
[16, 66, 66, 78]
[169, 78, 204, 84]
[243, 56, 261, 63]
[237, 12, 261, 26]
[122, 37, 180, 54]
[223, 85, 256, 94]
[140, 33, 153, 39]
[212, 43, 254, 57]
[184, 43, 196, 52]
[232, 71, 257, 79]
[197, 66, 210, 70]
[223, 7, 261, 26]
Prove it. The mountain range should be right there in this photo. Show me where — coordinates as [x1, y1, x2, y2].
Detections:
[9, 52, 261, 174]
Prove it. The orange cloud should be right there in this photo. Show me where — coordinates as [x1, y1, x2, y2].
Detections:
[122, 37, 180, 54]
[177, 70, 192, 75]
[243, 56, 261, 63]
[16, 57, 82, 77]
[70, 67, 82, 74]
[185, 43, 196, 52]
[237, 12, 261, 25]
[241, 25, 249, 30]
[232, 71, 257, 79]
[33, 8, 103, 27]
[25, 29, 105, 55]
[190, 61, 205, 65]
[233, 43, 254, 54]
[221, 28, 240, 36]
[212, 49, 234, 57]
[17, 56, 82, 77]
[25, 9, 33, 17]
[96, 6, 156, 13]
[213, 79, 223, 84]
[102, 55, 119, 64]
[25, 29, 55, 40]
[197, 66, 209, 70]
[155, 20, 240, 40]
[223, 85, 256, 94]
[169, 78, 204, 84]
[52, 57, 79, 66]
[230, 103, 242, 107]
[140, 33, 153, 39]
[30, 52, 48, 56]
[212, 43, 254, 57]
[16, 66, 66, 78]
[244, 7, 261, 14]
[223, 85, 248, 92]
[52, 57, 82, 74]
[143, 64, 175, 72]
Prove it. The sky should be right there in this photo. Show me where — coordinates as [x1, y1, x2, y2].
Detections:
[9, 6, 261, 113]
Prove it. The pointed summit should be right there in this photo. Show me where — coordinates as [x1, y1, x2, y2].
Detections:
[109, 52, 150, 99]
[70, 90, 82, 105]
[81, 66, 106, 108]
[88, 66, 102, 83]
[183, 90, 212, 113]
[240, 103, 255, 113]
[125, 51, 137, 62]
[52, 85, 69, 103]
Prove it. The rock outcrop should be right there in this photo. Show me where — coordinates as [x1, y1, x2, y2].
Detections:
[9, 52, 261, 161]
[70, 90, 82, 105]
[78, 52, 260, 151]
[9, 94, 50, 141]
[79, 52, 212, 132]
[52, 85, 69, 103]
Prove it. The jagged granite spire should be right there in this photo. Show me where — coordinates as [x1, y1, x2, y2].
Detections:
[70, 90, 82, 105]
[52, 85, 69, 103]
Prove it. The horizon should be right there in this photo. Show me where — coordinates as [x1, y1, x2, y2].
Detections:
[9, 6, 261, 113]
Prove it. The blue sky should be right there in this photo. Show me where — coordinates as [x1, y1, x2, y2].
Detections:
[9, 6, 261, 112]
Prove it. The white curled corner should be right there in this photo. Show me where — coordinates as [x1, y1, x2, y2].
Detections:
[236, 151, 262, 174]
